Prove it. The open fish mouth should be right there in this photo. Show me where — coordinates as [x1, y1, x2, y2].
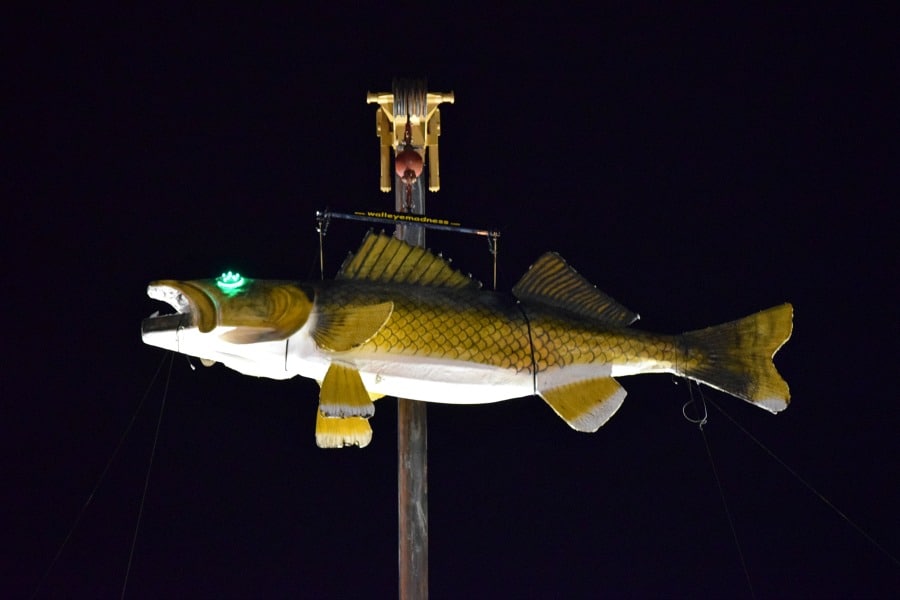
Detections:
[143, 281, 217, 334]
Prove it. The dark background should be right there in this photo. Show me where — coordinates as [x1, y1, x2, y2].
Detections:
[7, 5, 898, 598]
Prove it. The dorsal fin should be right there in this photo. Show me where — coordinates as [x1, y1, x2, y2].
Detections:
[513, 253, 639, 326]
[337, 231, 480, 289]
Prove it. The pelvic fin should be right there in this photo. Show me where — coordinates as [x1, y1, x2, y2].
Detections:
[318, 363, 376, 418]
[315, 411, 373, 448]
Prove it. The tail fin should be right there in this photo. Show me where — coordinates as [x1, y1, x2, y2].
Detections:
[680, 303, 793, 413]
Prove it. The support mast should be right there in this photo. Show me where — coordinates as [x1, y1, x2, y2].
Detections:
[367, 78, 453, 600]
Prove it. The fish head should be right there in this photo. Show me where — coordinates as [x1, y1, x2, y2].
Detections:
[142, 273, 314, 372]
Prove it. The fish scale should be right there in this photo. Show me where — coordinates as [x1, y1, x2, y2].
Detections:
[526, 311, 681, 373]
[316, 281, 680, 376]
[317, 282, 534, 371]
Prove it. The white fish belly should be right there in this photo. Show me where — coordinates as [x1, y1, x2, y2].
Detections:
[286, 327, 534, 404]
[358, 357, 534, 404]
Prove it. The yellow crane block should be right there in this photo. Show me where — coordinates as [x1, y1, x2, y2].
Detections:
[367, 85, 454, 192]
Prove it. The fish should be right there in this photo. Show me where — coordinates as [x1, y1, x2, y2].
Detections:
[141, 231, 793, 448]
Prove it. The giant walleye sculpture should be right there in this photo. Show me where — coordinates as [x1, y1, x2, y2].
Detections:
[142, 232, 793, 448]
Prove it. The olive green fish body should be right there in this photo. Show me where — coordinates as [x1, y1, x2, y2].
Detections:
[317, 281, 682, 376]
[314, 281, 533, 371]
[142, 231, 792, 448]
[525, 307, 680, 373]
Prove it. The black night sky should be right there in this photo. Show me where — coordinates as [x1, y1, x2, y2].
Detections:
[7, 5, 899, 598]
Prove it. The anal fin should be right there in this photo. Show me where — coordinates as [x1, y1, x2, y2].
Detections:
[315, 411, 373, 448]
[540, 377, 627, 432]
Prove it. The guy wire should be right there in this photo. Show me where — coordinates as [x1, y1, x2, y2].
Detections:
[706, 396, 900, 569]
[121, 351, 174, 598]
[31, 351, 171, 599]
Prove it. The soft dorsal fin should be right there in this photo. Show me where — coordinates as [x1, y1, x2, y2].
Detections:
[513, 253, 639, 326]
[338, 231, 481, 289]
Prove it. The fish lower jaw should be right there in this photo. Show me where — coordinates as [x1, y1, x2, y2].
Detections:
[142, 326, 295, 380]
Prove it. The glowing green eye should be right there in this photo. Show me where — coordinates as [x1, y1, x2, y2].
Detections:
[216, 271, 245, 291]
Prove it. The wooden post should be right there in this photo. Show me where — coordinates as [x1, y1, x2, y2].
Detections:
[395, 145, 428, 600]
[369, 79, 453, 599]
[397, 392, 428, 600]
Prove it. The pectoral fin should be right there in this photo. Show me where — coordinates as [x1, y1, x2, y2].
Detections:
[313, 302, 394, 351]
[540, 377, 627, 432]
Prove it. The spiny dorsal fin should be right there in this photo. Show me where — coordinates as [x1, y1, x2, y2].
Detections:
[513, 253, 639, 326]
[337, 231, 480, 289]
[313, 301, 393, 351]
[540, 377, 627, 432]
